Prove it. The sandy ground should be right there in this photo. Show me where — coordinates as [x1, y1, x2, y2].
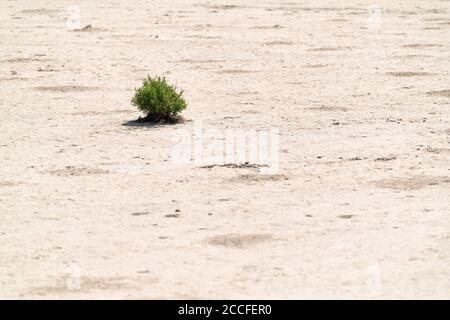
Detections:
[1, 0, 449, 299]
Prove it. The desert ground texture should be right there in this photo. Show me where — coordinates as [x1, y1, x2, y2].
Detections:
[1, 0, 449, 299]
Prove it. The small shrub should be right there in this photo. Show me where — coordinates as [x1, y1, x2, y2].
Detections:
[131, 76, 187, 122]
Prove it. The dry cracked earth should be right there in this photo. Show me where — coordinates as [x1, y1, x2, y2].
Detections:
[0, 0, 449, 299]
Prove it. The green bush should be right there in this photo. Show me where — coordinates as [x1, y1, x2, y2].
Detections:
[132, 76, 187, 122]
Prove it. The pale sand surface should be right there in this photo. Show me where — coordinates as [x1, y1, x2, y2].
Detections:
[0, 0, 449, 299]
